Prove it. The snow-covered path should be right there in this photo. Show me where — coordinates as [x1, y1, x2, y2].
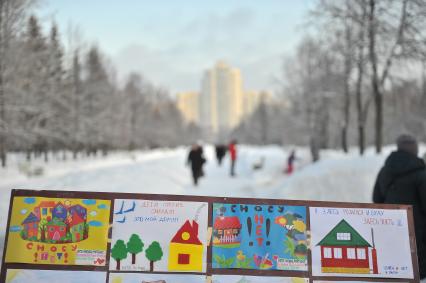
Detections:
[1, 144, 421, 263]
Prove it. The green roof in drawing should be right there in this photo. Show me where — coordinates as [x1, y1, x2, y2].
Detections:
[317, 219, 371, 247]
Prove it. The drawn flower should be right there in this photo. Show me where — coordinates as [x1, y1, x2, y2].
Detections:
[275, 216, 287, 227]
[293, 219, 306, 232]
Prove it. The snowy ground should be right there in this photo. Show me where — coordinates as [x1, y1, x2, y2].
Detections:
[0, 144, 425, 263]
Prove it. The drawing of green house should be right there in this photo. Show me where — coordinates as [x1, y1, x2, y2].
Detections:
[317, 219, 378, 274]
[69, 212, 85, 242]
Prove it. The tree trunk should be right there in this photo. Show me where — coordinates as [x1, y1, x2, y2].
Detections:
[0, 0, 6, 168]
[368, 0, 382, 153]
[44, 149, 48, 163]
[132, 253, 136, 264]
[310, 136, 320, 162]
[116, 259, 121, 270]
[0, 64, 5, 167]
[341, 127, 348, 153]
[150, 260, 154, 272]
[356, 18, 366, 156]
[358, 125, 365, 155]
[342, 19, 352, 154]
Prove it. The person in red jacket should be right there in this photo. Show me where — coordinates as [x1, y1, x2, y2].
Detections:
[229, 139, 237, 177]
[286, 150, 296, 175]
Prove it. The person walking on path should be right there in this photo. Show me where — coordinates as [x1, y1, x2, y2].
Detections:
[215, 144, 227, 166]
[187, 143, 206, 186]
[229, 140, 237, 177]
[373, 134, 426, 279]
[285, 150, 296, 175]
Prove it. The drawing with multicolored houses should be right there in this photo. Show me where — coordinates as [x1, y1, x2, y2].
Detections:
[316, 219, 378, 274]
[20, 200, 89, 243]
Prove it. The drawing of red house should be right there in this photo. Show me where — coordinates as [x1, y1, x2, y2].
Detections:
[69, 204, 87, 220]
[317, 219, 378, 274]
[69, 212, 85, 242]
[46, 218, 67, 241]
[34, 201, 56, 221]
[213, 216, 242, 247]
[21, 212, 39, 239]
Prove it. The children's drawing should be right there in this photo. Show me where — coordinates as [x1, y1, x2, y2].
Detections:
[110, 199, 208, 272]
[310, 207, 414, 279]
[20, 200, 89, 244]
[5, 197, 110, 266]
[109, 273, 205, 283]
[213, 215, 242, 248]
[168, 220, 203, 271]
[317, 220, 378, 274]
[212, 203, 308, 271]
[6, 269, 106, 283]
[211, 275, 309, 283]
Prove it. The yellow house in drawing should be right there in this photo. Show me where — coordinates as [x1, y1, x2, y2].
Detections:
[168, 220, 203, 271]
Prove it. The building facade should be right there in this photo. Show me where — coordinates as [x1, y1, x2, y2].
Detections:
[176, 92, 199, 124]
[199, 61, 244, 134]
[176, 61, 273, 136]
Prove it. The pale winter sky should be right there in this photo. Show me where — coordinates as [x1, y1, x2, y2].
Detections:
[37, 1, 314, 95]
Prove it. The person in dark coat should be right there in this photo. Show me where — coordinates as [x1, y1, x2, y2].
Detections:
[187, 144, 206, 186]
[215, 144, 227, 166]
[373, 134, 426, 279]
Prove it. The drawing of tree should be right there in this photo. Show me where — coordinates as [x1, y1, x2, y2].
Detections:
[126, 233, 144, 264]
[38, 219, 47, 242]
[111, 239, 128, 270]
[145, 241, 163, 272]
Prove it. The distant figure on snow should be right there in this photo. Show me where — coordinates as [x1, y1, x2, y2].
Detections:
[285, 150, 296, 175]
[252, 157, 265, 170]
[187, 143, 206, 186]
[215, 144, 227, 166]
[373, 134, 426, 279]
[229, 139, 237, 177]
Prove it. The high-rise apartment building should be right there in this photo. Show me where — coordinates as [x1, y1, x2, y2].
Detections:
[175, 61, 274, 136]
[199, 61, 244, 133]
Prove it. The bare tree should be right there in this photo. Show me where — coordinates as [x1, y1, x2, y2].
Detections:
[0, 0, 36, 166]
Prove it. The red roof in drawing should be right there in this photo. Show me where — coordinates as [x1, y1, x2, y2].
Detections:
[214, 216, 242, 230]
[69, 212, 84, 227]
[171, 220, 202, 245]
[37, 201, 56, 208]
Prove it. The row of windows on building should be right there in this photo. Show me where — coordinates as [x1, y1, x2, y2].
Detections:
[323, 247, 366, 260]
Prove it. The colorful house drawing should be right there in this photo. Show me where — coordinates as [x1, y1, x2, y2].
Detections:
[20, 199, 91, 243]
[213, 216, 242, 247]
[46, 218, 67, 241]
[34, 201, 56, 221]
[21, 212, 39, 239]
[69, 212, 85, 242]
[168, 220, 203, 271]
[317, 219, 378, 274]
[52, 202, 68, 220]
[69, 204, 87, 220]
